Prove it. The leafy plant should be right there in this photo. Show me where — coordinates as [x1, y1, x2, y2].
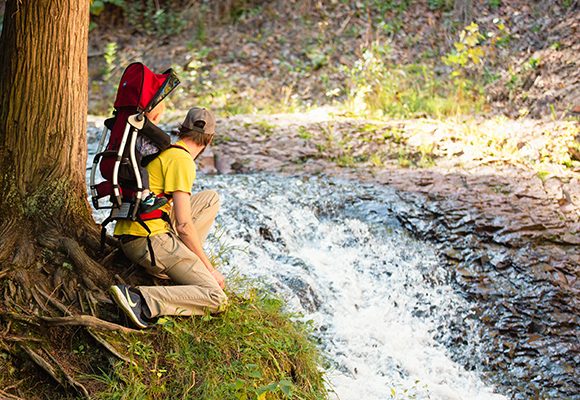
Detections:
[100, 42, 117, 81]
[125, 0, 186, 36]
[442, 22, 486, 87]
[343, 41, 483, 119]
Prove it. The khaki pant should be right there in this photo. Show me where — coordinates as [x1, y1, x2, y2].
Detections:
[120, 190, 227, 317]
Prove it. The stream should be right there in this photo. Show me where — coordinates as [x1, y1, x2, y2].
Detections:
[87, 126, 579, 400]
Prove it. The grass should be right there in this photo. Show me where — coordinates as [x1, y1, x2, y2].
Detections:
[87, 278, 328, 400]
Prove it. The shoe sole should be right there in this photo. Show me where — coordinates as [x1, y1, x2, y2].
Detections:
[140, 199, 168, 214]
[109, 286, 148, 329]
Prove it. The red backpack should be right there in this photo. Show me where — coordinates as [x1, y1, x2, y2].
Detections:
[89, 63, 180, 260]
[90, 62, 179, 217]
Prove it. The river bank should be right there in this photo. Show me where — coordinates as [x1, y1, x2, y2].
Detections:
[88, 112, 580, 399]
[186, 111, 580, 399]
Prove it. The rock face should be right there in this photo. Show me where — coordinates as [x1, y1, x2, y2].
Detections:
[202, 113, 580, 399]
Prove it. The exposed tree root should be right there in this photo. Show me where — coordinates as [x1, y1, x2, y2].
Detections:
[22, 345, 90, 399]
[38, 315, 142, 334]
[0, 388, 25, 400]
[37, 233, 110, 285]
[1, 335, 43, 343]
[101, 247, 120, 269]
[0, 217, 149, 397]
[34, 286, 72, 316]
[87, 328, 134, 365]
[0, 221, 21, 264]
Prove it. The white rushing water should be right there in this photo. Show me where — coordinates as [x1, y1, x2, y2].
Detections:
[198, 174, 506, 400]
[87, 134, 506, 400]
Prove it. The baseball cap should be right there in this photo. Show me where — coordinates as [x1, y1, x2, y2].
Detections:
[182, 107, 215, 135]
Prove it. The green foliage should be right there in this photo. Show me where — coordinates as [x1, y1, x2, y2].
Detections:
[99, 42, 117, 81]
[89, 0, 126, 31]
[89, 281, 327, 399]
[230, 4, 264, 24]
[442, 22, 486, 87]
[342, 41, 483, 119]
[372, 0, 414, 14]
[427, 0, 450, 11]
[125, 0, 186, 36]
[298, 126, 312, 140]
[90, 0, 125, 16]
[487, 0, 501, 10]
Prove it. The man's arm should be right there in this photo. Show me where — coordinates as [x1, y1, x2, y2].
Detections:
[172, 190, 225, 289]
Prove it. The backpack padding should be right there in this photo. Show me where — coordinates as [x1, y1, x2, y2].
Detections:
[141, 117, 171, 151]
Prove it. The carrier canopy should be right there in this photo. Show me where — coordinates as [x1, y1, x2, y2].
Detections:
[114, 62, 180, 113]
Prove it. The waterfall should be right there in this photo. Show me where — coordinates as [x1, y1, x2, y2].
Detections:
[87, 131, 506, 400]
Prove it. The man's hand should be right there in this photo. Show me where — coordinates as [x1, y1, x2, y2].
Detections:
[211, 269, 225, 290]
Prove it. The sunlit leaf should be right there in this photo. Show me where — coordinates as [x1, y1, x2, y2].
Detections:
[90, 0, 105, 16]
[257, 382, 278, 395]
[465, 22, 479, 33]
[235, 379, 245, 390]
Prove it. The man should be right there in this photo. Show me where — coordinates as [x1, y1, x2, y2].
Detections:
[109, 107, 227, 328]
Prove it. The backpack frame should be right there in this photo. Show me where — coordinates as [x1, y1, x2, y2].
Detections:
[89, 62, 180, 221]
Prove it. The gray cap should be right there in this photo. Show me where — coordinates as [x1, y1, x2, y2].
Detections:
[182, 107, 215, 135]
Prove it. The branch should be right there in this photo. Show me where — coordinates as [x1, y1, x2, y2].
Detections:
[0, 389, 25, 400]
[1, 335, 43, 343]
[35, 286, 72, 316]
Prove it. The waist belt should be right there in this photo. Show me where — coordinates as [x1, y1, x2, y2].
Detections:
[117, 235, 143, 244]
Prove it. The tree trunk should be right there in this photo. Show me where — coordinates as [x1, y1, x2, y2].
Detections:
[0, 3, 119, 396]
[0, 0, 101, 265]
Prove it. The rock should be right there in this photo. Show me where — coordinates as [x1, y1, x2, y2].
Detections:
[196, 146, 218, 175]
[213, 155, 231, 174]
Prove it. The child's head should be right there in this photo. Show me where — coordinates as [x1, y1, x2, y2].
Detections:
[178, 107, 215, 147]
[145, 100, 165, 125]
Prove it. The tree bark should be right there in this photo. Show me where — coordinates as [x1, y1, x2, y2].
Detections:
[0, 4, 124, 397]
[0, 0, 99, 265]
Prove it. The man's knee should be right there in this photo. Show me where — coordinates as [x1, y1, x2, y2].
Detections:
[193, 189, 220, 207]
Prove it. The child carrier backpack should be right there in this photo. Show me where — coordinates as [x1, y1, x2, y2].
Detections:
[89, 62, 180, 258]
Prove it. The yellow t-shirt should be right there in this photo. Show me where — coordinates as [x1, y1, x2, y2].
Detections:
[113, 140, 196, 237]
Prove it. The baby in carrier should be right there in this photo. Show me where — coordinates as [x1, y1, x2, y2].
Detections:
[133, 100, 167, 214]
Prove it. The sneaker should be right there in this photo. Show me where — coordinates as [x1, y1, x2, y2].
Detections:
[140, 193, 168, 214]
[109, 285, 148, 329]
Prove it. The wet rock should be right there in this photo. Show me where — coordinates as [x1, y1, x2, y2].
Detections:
[214, 151, 234, 174]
